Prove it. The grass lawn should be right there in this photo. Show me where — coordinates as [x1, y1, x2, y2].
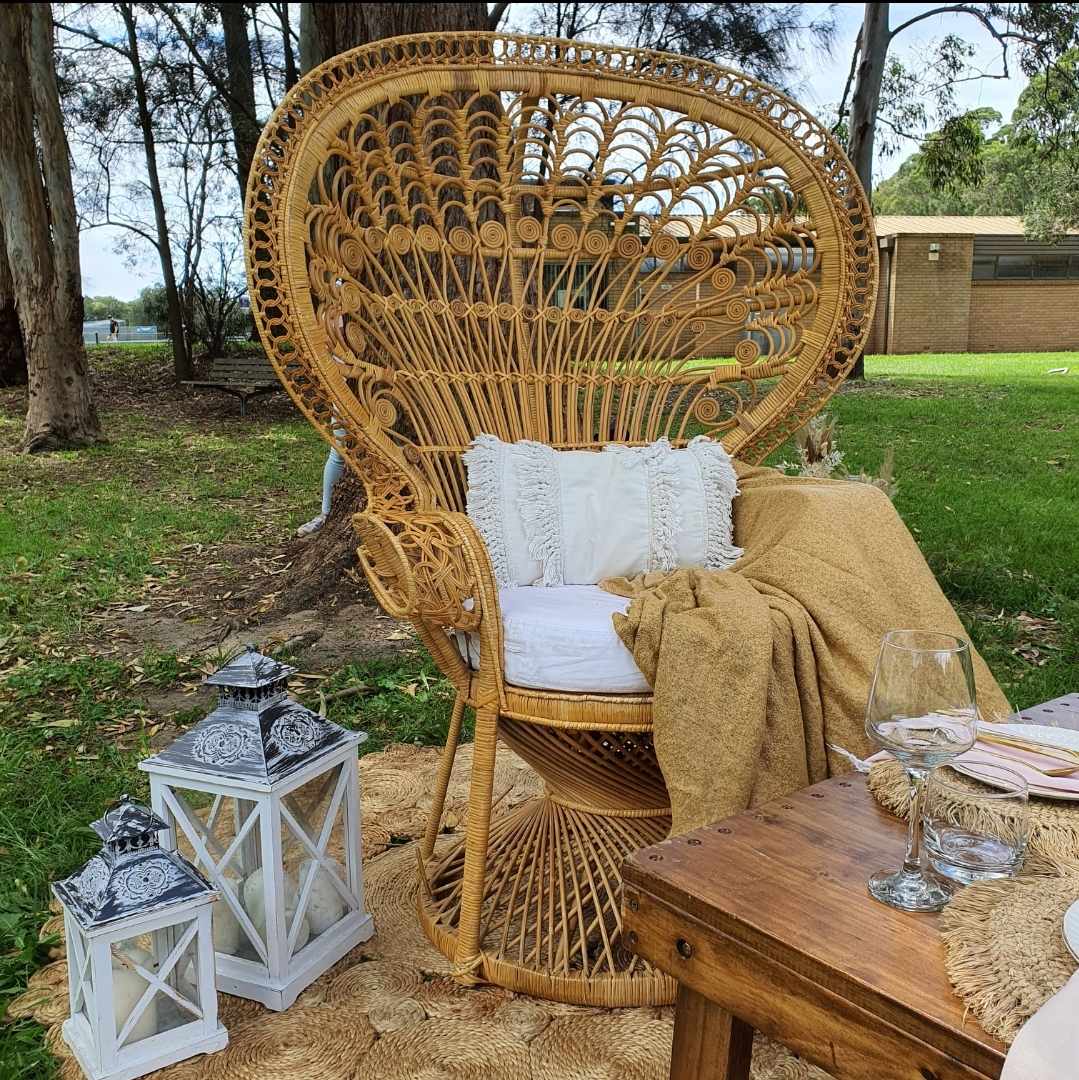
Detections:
[0, 347, 1076, 1075]
[824, 353, 1077, 707]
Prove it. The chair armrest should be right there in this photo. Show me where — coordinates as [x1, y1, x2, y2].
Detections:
[353, 510, 505, 699]
[352, 510, 500, 634]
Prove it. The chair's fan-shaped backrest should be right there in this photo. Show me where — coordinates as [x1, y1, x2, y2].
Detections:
[246, 33, 876, 515]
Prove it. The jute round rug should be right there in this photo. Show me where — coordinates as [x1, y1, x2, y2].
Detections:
[12, 743, 831, 1080]
[868, 759, 1079, 1042]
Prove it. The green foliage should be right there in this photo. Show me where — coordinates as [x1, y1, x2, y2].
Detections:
[920, 111, 993, 194]
[82, 284, 171, 331]
[874, 50, 1079, 238]
[524, 2, 837, 87]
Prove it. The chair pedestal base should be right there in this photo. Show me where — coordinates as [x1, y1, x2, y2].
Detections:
[418, 794, 675, 1007]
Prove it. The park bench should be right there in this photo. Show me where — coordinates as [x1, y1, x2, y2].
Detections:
[183, 354, 282, 415]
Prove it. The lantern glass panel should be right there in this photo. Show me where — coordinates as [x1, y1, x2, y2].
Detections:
[111, 921, 202, 1049]
[167, 788, 267, 964]
[279, 763, 354, 957]
[68, 923, 95, 1027]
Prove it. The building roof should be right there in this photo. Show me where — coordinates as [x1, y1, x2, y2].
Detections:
[874, 215, 1079, 237]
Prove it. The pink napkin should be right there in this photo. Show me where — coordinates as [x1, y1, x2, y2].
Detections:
[863, 739, 1079, 796]
[955, 740, 1079, 796]
[1001, 970, 1079, 1079]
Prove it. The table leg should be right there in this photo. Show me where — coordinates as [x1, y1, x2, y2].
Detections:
[670, 982, 753, 1080]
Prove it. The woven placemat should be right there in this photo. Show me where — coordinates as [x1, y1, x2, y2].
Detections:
[16, 743, 831, 1080]
[868, 758, 1079, 1042]
[940, 872, 1079, 1043]
[868, 758, 1079, 871]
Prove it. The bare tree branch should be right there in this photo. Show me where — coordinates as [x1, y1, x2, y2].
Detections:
[834, 26, 862, 129]
[156, 4, 260, 127]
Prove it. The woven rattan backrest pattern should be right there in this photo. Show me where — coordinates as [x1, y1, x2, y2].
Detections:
[246, 33, 876, 515]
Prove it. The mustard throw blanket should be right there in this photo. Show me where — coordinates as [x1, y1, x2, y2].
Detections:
[602, 463, 1009, 836]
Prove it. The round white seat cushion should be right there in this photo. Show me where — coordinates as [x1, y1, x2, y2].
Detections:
[455, 585, 651, 694]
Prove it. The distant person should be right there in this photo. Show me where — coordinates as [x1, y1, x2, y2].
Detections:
[108, 318, 119, 341]
[296, 428, 346, 537]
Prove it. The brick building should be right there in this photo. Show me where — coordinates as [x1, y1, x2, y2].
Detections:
[866, 216, 1079, 355]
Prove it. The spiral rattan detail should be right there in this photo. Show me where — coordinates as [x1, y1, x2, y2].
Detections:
[244, 31, 876, 1004]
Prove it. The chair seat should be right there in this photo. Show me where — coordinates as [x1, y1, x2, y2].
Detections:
[456, 585, 651, 694]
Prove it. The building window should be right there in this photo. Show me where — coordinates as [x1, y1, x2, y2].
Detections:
[640, 254, 690, 273]
[972, 253, 1079, 280]
[996, 254, 1034, 278]
[1034, 255, 1069, 279]
[543, 262, 603, 309]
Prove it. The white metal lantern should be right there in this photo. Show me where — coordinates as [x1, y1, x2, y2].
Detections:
[139, 646, 374, 1010]
[52, 796, 227, 1080]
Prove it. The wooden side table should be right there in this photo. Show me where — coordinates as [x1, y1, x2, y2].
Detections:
[622, 774, 1008, 1080]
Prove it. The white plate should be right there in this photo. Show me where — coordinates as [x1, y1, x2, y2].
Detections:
[951, 760, 1079, 802]
[1064, 899, 1079, 963]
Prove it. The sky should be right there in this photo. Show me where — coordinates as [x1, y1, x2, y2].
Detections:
[79, 2, 1031, 301]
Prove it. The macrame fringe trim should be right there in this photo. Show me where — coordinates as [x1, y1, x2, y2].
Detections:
[604, 437, 682, 571]
[939, 879, 1034, 1043]
[511, 439, 565, 586]
[463, 435, 513, 587]
[688, 436, 743, 570]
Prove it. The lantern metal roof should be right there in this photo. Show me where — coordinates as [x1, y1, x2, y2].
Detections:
[140, 646, 362, 787]
[91, 798, 168, 845]
[204, 645, 296, 689]
[52, 796, 215, 931]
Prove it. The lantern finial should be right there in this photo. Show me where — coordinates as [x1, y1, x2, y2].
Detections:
[53, 796, 213, 929]
[141, 645, 357, 785]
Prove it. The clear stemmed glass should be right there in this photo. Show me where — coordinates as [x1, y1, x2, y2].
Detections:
[865, 630, 978, 912]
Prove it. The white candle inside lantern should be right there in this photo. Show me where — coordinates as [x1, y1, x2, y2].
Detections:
[243, 867, 311, 950]
[299, 858, 347, 936]
[111, 947, 158, 1043]
[140, 646, 374, 1010]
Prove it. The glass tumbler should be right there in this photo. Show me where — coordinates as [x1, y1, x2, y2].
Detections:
[924, 763, 1029, 885]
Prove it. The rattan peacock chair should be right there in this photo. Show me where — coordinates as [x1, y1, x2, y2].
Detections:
[245, 31, 876, 1007]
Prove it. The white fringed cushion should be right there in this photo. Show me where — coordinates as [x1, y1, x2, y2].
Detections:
[464, 434, 741, 587]
[455, 585, 650, 693]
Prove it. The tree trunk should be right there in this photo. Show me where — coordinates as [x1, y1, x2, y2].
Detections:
[0, 4, 103, 451]
[29, 4, 83, 338]
[278, 3, 299, 89]
[845, 2, 890, 380]
[119, 3, 192, 382]
[278, 1, 488, 614]
[299, 3, 320, 74]
[306, 3, 488, 68]
[220, 3, 261, 200]
[0, 221, 27, 387]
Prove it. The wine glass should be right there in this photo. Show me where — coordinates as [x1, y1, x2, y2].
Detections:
[865, 630, 978, 912]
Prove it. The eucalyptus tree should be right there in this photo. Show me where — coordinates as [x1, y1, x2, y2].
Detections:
[0, 3, 103, 451]
[523, 2, 836, 84]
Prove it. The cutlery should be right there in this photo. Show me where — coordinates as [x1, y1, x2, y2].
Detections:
[976, 728, 1079, 767]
